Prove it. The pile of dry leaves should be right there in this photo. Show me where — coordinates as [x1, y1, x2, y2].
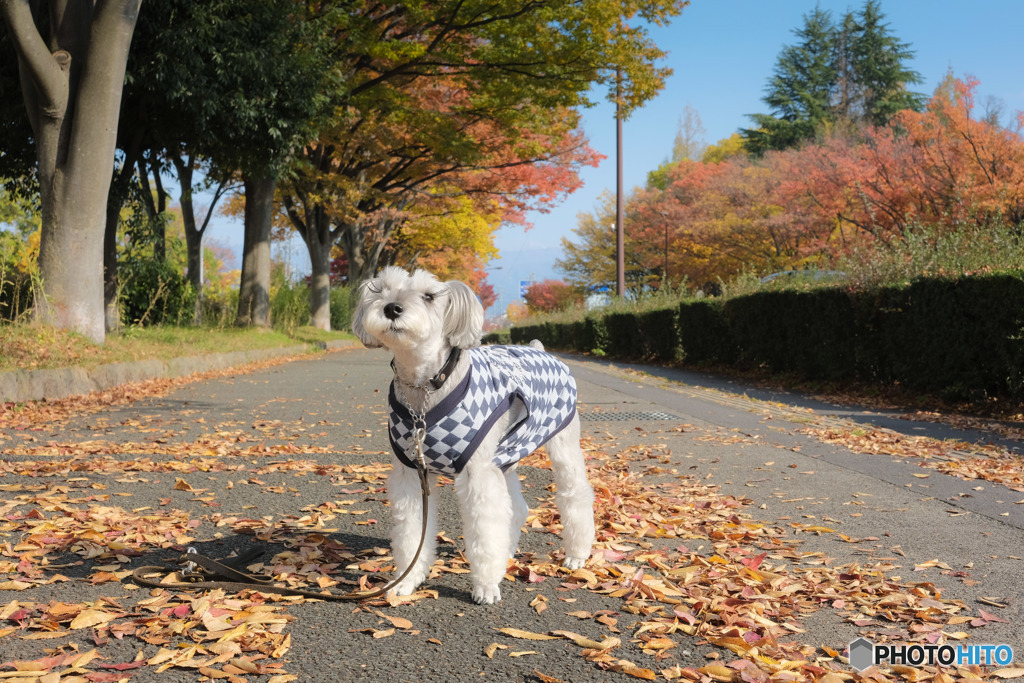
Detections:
[800, 427, 1024, 492]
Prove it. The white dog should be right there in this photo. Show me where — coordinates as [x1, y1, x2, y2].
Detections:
[352, 267, 595, 604]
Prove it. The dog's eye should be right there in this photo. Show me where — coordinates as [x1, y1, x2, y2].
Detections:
[423, 293, 435, 303]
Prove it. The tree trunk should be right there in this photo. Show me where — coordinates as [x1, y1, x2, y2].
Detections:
[170, 152, 204, 325]
[281, 189, 332, 331]
[236, 173, 275, 327]
[307, 207, 332, 331]
[184, 225, 203, 326]
[338, 217, 393, 285]
[137, 150, 168, 262]
[1, 0, 142, 344]
[103, 202, 120, 333]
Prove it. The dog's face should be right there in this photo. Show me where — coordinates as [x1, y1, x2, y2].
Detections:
[352, 266, 484, 352]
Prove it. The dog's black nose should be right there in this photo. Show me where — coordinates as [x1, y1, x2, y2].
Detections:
[383, 302, 403, 320]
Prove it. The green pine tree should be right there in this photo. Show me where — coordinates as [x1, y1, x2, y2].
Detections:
[743, 7, 837, 154]
[743, 1, 924, 153]
[845, 0, 925, 126]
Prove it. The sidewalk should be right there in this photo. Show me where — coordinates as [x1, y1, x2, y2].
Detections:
[0, 339, 356, 403]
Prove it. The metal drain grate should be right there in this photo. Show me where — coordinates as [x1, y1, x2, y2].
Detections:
[580, 411, 680, 422]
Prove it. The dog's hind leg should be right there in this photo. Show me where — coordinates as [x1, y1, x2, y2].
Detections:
[456, 454, 513, 604]
[544, 414, 595, 569]
[386, 456, 437, 596]
[504, 465, 529, 560]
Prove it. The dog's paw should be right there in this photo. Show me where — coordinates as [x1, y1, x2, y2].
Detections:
[562, 555, 588, 570]
[471, 584, 502, 605]
[388, 577, 422, 597]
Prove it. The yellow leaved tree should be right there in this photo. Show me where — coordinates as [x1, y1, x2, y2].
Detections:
[388, 194, 501, 309]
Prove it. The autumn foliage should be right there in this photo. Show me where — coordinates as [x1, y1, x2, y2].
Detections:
[524, 279, 583, 313]
[273, 0, 685, 327]
[563, 77, 1024, 293]
[795, 76, 1024, 240]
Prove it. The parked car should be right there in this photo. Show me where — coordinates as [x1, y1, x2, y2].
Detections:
[760, 270, 847, 284]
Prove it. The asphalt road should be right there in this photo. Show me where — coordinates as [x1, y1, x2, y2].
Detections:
[1, 346, 1021, 682]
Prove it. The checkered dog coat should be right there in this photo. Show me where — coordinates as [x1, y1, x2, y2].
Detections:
[388, 346, 577, 475]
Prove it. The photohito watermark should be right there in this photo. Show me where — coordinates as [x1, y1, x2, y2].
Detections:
[849, 638, 1015, 671]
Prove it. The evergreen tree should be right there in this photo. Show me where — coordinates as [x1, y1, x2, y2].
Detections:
[832, 10, 862, 122]
[845, 0, 925, 126]
[743, 1, 924, 153]
[743, 7, 836, 154]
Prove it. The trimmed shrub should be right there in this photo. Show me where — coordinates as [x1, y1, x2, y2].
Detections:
[637, 307, 680, 361]
[490, 270, 1024, 403]
[510, 323, 546, 346]
[861, 273, 1024, 400]
[678, 299, 734, 365]
[482, 330, 512, 345]
[578, 316, 608, 355]
[724, 289, 858, 380]
[603, 312, 639, 358]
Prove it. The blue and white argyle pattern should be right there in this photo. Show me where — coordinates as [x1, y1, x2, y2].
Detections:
[388, 345, 577, 475]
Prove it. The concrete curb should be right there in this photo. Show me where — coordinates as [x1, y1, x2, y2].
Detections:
[0, 339, 356, 404]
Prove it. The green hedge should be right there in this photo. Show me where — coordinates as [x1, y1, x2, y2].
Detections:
[860, 274, 1024, 400]
[724, 288, 859, 380]
[677, 299, 735, 365]
[638, 308, 680, 361]
[488, 271, 1024, 402]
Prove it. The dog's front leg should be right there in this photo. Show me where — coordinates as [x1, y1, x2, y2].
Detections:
[386, 456, 437, 596]
[456, 454, 512, 604]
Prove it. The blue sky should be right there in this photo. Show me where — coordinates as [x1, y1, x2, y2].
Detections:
[201, 1, 1024, 314]
[484, 0, 1024, 314]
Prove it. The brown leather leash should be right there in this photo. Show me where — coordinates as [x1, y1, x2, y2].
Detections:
[132, 464, 431, 602]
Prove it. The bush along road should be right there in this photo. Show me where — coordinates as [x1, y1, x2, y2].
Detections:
[0, 346, 1021, 682]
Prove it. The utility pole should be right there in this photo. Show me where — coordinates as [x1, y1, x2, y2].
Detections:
[664, 221, 669, 288]
[615, 68, 625, 298]
[660, 209, 669, 289]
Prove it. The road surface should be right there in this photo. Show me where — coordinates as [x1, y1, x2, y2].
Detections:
[1, 346, 1020, 681]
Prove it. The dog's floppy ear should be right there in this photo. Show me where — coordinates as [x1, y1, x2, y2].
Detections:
[350, 278, 383, 349]
[443, 280, 484, 349]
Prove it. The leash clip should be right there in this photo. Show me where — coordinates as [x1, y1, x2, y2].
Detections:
[409, 408, 430, 471]
[412, 426, 428, 469]
[180, 547, 202, 580]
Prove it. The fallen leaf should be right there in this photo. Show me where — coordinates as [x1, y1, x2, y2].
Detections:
[611, 659, 658, 680]
[698, 663, 735, 682]
[533, 671, 564, 683]
[818, 673, 847, 683]
[495, 627, 558, 641]
[0, 580, 33, 591]
[376, 612, 413, 630]
[69, 609, 120, 630]
[551, 630, 619, 650]
[485, 643, 509, 659]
